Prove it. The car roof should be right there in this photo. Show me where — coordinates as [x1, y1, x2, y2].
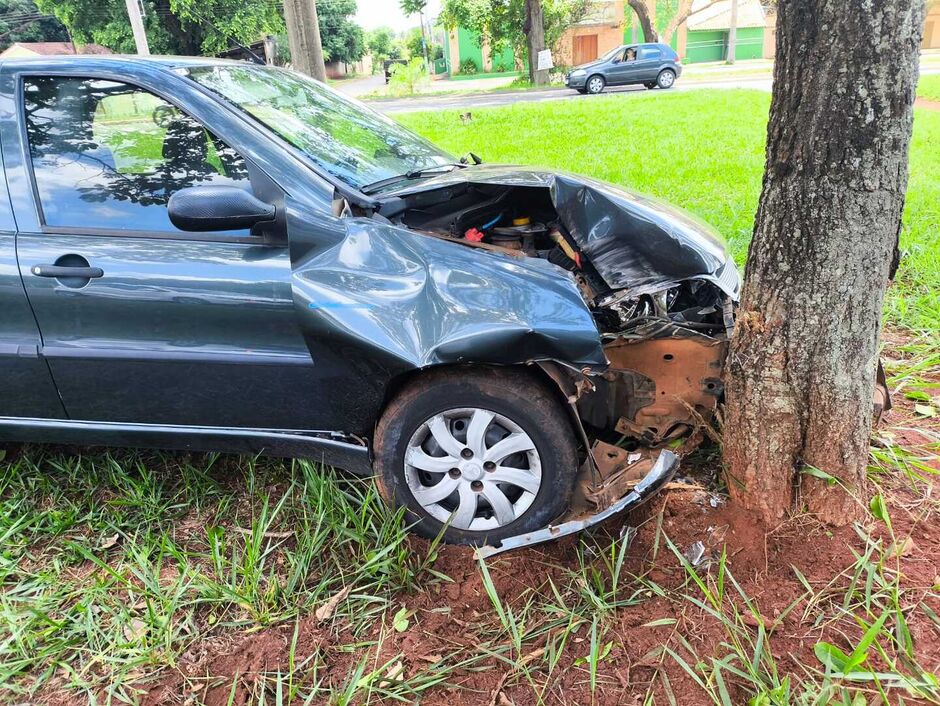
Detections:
[0, 54, 251, 71]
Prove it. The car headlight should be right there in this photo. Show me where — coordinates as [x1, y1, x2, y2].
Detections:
[570, 69, 586, 78]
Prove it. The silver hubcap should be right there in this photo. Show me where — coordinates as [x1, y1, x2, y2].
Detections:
[404, 408, 542, 532]
[589, 78, 603, 92]
[660, 72, 674, 86]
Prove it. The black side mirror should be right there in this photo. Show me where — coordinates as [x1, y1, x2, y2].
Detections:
[168, 186, 276, 232]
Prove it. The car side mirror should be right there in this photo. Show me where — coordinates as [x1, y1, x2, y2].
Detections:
[168, 186, 276, 233]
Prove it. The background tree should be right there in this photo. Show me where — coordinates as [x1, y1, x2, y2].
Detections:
[400, 0, 429, 66]
[626, 0, 719, 44]
[723, 0, 925, 524]
[440, 0, 586, 73]
[0, 0, 69, 51]
[366, 26, 400, 68]
[282, 0, 327, 78]
[317, 0, 365, 65]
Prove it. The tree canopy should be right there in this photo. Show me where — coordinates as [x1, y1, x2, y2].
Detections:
[30, 0, 364, 63]
[0, 0, 69, 51]
[440, 0, 587, 64]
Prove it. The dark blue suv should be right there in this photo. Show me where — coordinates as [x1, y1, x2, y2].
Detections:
[564, 43, 682, 94]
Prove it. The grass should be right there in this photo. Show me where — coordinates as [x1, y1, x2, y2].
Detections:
[398, 89, 940, 333]
[918, 74, 940, 102]
[1, 88, 937, 704]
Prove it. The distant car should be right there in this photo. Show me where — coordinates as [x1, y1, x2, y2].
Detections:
[565, 43, 682, 94]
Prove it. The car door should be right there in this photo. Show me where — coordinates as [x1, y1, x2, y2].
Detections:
[5, 69, 328, 430]
[603, 47, 632, 85]
[631, 46, 663, 82]
[0, 156, 65, 420]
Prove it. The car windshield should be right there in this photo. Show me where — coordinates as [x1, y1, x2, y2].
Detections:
[186, 64, 455, 191]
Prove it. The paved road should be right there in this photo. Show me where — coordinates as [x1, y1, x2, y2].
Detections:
[362, 65, 940, 114]
[367, 77, 775, 114]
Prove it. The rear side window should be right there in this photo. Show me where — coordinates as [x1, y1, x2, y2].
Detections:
[22, 76, 251, 233]
[638, 47, 662, 60]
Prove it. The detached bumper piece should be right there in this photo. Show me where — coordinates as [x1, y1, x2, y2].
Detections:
[476, 449, 679, 558]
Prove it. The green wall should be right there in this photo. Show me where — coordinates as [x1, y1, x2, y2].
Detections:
[684, 27, 764, 63]
[453, 27, 516, 74]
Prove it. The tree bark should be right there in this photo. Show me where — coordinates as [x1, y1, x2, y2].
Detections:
[723, 0, 924, 525]
[626, 0, 658, 42]
[524, 0, 549, 86]
[283, 0, 327, 81]
[726, 0, 738, 63]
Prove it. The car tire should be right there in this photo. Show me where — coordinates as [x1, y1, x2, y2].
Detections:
[374, 367, 579, 546]
[656, 69, 676, 89]
[585, 75, 606, 94]
[644, 82, 656, 89]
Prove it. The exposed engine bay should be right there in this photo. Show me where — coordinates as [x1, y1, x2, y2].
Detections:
[376, 181, 734, 451]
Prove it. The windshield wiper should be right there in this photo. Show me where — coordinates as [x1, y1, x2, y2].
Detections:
[361, 163, 463, 195]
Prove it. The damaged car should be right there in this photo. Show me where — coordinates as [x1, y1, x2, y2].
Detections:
[0, 57, 738, 552]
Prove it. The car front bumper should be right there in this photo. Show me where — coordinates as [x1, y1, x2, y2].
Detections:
[564, 73, 588, 88]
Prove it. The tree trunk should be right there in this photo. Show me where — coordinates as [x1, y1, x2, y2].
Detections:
[283, 0, 327, 81]
[626, 0, 658, 43]
[524, 0, 549, 86]
[723, 0, 924, 525]
[726, 0, 738, 63]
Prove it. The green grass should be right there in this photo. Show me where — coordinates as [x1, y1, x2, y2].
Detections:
[917, 74, 940, 102]
[398, 89, 940, 332]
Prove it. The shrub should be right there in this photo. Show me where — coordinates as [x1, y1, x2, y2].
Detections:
[388, 57, 430, 96]
[459, 58, 479, 75]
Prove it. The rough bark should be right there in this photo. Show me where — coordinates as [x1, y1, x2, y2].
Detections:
[626, 0, 657, 42]
[283, 0, 327, 81]
[524, 0, 549, 86]
[723, 0, 924, 525]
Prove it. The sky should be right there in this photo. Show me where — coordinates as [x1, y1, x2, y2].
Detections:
[353, 0, 443, 33]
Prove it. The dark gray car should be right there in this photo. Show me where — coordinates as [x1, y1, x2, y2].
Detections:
[564, 43, 682, 94]
[0, 56, 736, 552]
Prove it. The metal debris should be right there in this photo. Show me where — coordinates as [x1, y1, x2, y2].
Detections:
[684, 541, 706, 567]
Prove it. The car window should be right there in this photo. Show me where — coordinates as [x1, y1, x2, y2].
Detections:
[23, 76, 251, 234]
[638, 47, 662, 60]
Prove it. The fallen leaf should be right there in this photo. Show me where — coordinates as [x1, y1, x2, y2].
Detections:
[417, 653, 443, 664]
[519, 647, 545, 666]
[315, 586, 351, 622]
[379, 660, 404, 686]
[889, 537, 915, 557]
[742, 613, 776, 631]
[123, 618, 148, 642]
[100, 533, 120, 550]
[914, 404, 936, 418]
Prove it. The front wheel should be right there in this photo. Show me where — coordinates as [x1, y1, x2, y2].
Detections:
[656, 69, 676, 89]
[374, 367, 579, 546]
[585, 75, 606, 94]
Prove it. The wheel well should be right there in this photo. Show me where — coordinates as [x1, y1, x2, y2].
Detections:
[587, 73, 605, 85]
[376, 363, 584, 452]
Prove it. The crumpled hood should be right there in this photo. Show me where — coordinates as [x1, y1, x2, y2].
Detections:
[383, 165, 740, 299]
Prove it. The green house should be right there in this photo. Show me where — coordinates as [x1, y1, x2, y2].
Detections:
[680, 0, 767, 63]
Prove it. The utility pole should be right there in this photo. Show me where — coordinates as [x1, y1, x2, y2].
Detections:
[124, 0, 150, 55]
[283, 0, 327, 81]
[726, 0, 738, 64]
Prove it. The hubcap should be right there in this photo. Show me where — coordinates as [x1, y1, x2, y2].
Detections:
[404, 407, 542, 531]
[661, 72, 674, 86]
[589, 78, 603, 92]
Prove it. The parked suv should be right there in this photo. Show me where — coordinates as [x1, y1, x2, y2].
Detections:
[565, 43, 682, 94]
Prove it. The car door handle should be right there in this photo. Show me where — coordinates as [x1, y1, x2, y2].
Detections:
[31, 264, 104, 279]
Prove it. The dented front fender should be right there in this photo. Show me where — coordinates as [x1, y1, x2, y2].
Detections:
[285, 203, 607, 434]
